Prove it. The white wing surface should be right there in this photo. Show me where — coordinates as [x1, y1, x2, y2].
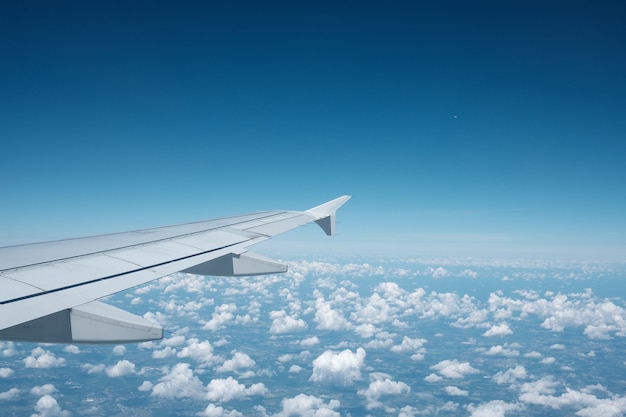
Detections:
[0, 196, 350, 344]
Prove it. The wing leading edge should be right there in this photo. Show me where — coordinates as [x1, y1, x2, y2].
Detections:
[0, 196, 351, 343]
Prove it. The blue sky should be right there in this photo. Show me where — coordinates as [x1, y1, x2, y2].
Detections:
[1, 1, 625, 260]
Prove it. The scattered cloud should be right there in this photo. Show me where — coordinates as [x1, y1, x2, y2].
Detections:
[467, 400, 523, 417]
[430, 359, 479, 379]
[444, 386, 469, 396]
[274, 393, 341, 417]
[30, 384, 57, 396]
[269, 310, 308, 334]
[216, 351, 255, 373]
[176, 338, 220, 366]
[24, 348, 65, 369]
[63, 345, 80, 354]
[358, 376, 410, 409]
[0, 388, 20, 400]
[299, 336, 320, 347]
[205, 377, 268, 402]
[492, 365, 527, 385]
[112, 345, 126, 356]
[106, 360, 136, 377]
[31, 395, 70, 417]
[310, 348, 366, 386]
[483, 323, 513, 337]
[200, 403, 243, 417]
[151, 363, 205, 399]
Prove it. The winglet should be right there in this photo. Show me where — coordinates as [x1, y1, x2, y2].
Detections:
[305, 195, 351, 236]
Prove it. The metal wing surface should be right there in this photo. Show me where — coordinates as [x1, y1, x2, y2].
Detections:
[0, 196, 350, 344]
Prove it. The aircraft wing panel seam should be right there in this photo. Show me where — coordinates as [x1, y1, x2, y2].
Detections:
[0, 239, 247, 306]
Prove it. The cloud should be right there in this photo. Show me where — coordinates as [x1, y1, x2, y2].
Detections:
[444, 386, 469, 396]
[177, 338, 220, 366]
[430, 359, 479, 379]
[430, 267, 450, 279]
[31, 395, 70, 417]
[288, 365, 302, 373]
[299, 336, 320, 347]
[112, 345, 126, 356]
[30, 384, 57, 396]
[492, 365, 527, 385]
[391, 336, 427, 355]
[0, 367, 14, 378]
[519, 377, 626, 416]
[0, 388, 20, 400]
[358, 377, 410, 409]
[484, 345, 519, 357]
[23, 348, 65, 369]
[204, 303, 237, 331]
[63, 345, 80, 354]
[216, 351, 256, 373]
[467, 400, 523, 417]
[200, 404, 243, 417]
[106, 360, 136, 377]
[313, 297, 351, 330]
[488, 290, 626, 339]
[205, 377, 268, 402]
[81, 363, 105, 374]
[138, 381, 153, 392]
[275, 393, 341, 417]
[483, 323, 513, 337]
[152, 346, 177, 359]
[310, 348, 366, 386]
[269, 310, 308, 334]
[151, 363, 205, 399]
[424, 373, 444, 383]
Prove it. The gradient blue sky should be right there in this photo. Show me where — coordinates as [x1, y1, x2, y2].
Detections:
[1, 1, 625, 260]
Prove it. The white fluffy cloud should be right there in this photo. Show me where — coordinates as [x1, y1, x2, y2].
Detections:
[488, 290, 626, 339]
[177, 338, 220, 366]
[63, 345, 80, 354]
[483, 323, 513, 337]
[492, 365, 527, 385]
[151, 363, 205, 399]
[0, 367, 14, 378]
[31, 395, 70, 417]
[430, 359, 479, 379]
[205, 377, 268, 402]
[275, 393, 341, 417]
[200, 404, 243, 417]
[112, 345, 126, 356]
[484, 345, 519, 357]
[467, 400, 523, 417]
[23, 348, 65, 369]
[30, 384, 57, 396]
[358, 377, 411, 409]
[313, 297, 351, 330]
[391, 336, 427, 356]
[299, 336, 320, 347]
[216, 351, 256, 373]
[444, 386, 469, 396]
[204, 303, 237, 331]
[269, 310, 308, 334]
[0, 388, 20, 400]
[106, 360, 136, 377]
[519, 377, 626, 417]
[310, 348, 366, 386]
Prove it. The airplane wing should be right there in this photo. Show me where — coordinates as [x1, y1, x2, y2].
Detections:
[0, 196, 350, 344]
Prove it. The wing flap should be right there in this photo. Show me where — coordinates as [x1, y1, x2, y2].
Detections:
[0, 301, 163, 343]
